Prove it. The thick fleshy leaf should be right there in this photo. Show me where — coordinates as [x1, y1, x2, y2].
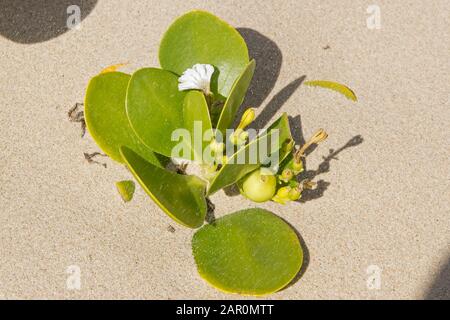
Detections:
[120, 146, 207, 228]
[216, 60, 256, 133]
[192, 208, 303, 296]
[183, 91, 213, 161]
[304, 80, 357, 101]
[84, 72, 163, 166]
[126, 68, 186, 158]
[207, 113, 293, 195]
[159, 10, 249, 97]
[115, 180, 135, 202]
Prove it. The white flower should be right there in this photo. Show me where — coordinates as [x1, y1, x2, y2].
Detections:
[178, 64, 214, 95]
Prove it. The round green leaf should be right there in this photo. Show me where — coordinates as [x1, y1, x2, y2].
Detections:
[120, 146, 207, 228]
[159, 10, 249, 97]
[84, 72, 162, 165]
[126, 68, 186, 158]
[192, 208, 303, 295]
[216, 59, 256, 133]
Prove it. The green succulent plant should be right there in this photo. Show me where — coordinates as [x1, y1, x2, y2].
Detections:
[83, 10, 356, 295]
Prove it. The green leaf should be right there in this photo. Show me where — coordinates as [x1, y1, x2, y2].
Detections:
[216, 60, 256, 133]
[304, 80, 357, 101]
[120, 146, 207, 228]
[183, 91, 213, 161]
[207, 113, 293, 195]
[126, 68, 187, 158]
[192, 208, 303, 296]
[115, 180, 135, 202]
[84, 72, 163, 166]
[159, 10, 249, 97]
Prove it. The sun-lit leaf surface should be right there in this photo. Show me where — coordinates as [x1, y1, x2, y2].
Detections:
[216, 60, 256, 133]
[84, 72, 163, 166]
[304, 80, 357, 101]
[126, 68, 187, 158]
[115, 180, 135, 202]
[207, 113, 293, 195]
[120, 146, 207, 228]
[192, 208, 303, 296]
[159, 10, 249, 97]
[183, 90, 213, 161]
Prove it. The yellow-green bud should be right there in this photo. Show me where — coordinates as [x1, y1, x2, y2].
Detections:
[288, 187, 301, 201]
[280, 169, 294, 182]
[237, 108, 256, 130]
[292, 160, 304, 174]
[277, 186, 291, 198]
[210, 140, 225, 154]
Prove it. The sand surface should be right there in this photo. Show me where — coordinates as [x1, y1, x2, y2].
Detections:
[0, 0, 449, 299]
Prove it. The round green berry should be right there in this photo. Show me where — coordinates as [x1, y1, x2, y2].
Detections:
[242, 169, 277, 203]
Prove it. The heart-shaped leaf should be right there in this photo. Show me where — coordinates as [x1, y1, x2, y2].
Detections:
[304, 80, 357, 101]
[192, 208, 303, 295]
[126, 68, 187, 158]
[84, 72, 164, 166]
[216, 60, 256, 133]
[207, 113, 293, 195]
[159, 10, 249, 97]
[183, 91, 213, 161]
[120, 146, 207, 228]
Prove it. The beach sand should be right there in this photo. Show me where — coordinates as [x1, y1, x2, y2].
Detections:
[0, 0, 449, 299]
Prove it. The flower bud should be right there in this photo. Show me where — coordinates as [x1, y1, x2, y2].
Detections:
[277, 186, 291, 198]
[237, 108, 256, 130]
[280, 168, 294, 183]
[292, 160, 304, 174]
[272, 186, 291, 205]
[288, 187, 301, 201]
[210, 140, 225, 154]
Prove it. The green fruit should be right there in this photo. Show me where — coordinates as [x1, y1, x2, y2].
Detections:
[241, 169, 277, 203]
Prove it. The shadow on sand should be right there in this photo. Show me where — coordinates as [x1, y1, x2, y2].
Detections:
[217, 28, 365, 287]
[0, 0, 98, 44]
[424, 255, 450, 300]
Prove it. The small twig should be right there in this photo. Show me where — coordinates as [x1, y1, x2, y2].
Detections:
[83, 152, 107, 168]
[167, 225, 176, 233]
[68, 103, 86, 137]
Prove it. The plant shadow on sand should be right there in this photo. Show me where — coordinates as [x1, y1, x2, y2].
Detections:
[0, 0, 98, 44]
[424, 255, 450, 300]
[290, 114, 364, 203]
[221, 28, 364, 289]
